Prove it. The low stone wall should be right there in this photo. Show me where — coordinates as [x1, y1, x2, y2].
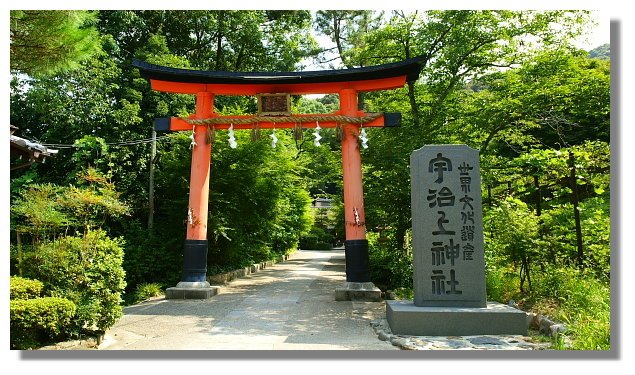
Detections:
[206, 254, 290, 285]
[526, 312, 567, 337]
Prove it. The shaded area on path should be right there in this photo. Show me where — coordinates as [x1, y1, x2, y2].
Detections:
[98, 249, 396, 350]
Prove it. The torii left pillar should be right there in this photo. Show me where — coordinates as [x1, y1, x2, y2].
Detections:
[334, 89, 382, 301]
[166, 92, 220, 299]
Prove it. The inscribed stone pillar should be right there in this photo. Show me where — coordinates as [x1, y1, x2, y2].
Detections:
[410, 144, 486, 307]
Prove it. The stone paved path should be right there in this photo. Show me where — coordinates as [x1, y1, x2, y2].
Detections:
[72, 249, 547, 351]
[99, 250, 395, 350]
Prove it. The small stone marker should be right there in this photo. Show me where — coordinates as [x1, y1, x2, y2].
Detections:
[386, 144, 527, 336]
[410, 144, 486, 307]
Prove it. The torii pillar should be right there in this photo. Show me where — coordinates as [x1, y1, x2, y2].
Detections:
[165, 92, 220, 299]
[334, 89, 381, 301]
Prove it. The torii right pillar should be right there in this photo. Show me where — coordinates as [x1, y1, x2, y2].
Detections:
[335, 89, 382, 301]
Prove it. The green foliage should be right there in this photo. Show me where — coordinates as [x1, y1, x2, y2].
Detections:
[367, 232, 413, 291]
[10, 44, 148, 209]
[61, 169, 131, 231]
[299, 226, 335, 250]
[152, 130, 313, 275]
[130, 283, 164, 305]
[10, 166, 129, 345]
[11, 183, 70, 242]
[539, 199, 610, 277]
[485, 259, 610, 350]
[21, 230, 126, 334]
[120, 221, 182, 292]
[314, 11, 381, 68]
[70, 136, 111, 176]
[10, 276, 44, 300]
[454, 50, 610, 154]
[205, 130, 313, 268]
[481, 141, 610, 276]
[485, 197, 543, 291]
[10, 297, 77, 349]
[100, 10, 318, 72]
[485, 266, 519, 304]
[11, 168, 130, 242]
[10, 10, 101, 76]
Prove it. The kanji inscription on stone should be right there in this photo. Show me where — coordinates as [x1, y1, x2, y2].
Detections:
[410, 145, 486, 307]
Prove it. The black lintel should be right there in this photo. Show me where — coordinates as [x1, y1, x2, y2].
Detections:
[154, 112, 401, 131]
[133, 56, 425, 85]
[383, 112, 402, 127]
[154, 117, 171, 132]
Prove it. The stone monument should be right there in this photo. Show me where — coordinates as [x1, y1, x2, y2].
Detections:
[386, 144, 527, 336]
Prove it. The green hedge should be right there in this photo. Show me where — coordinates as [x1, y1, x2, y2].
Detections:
[22, 229, 126, 334]
[299, 227, 334, 250]
[10, 297, 76, 349]
[367, 232, 412, 291]
[10, 276, 43, 300]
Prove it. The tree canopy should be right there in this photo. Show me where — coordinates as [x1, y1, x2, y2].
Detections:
[10, 10, 101, 76]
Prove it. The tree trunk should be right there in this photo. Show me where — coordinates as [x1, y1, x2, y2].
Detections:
[407, 80, 420, 127]
[569, 151, 584, 267]
[533, 174, 541, 217]
[214, 11, 225, 71]
[148, 128, 156, 230]
[395, 225, 408, 253]
[17, 230, 23, 276]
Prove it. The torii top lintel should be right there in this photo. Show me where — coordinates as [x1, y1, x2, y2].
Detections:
[132, 56, 424, 96]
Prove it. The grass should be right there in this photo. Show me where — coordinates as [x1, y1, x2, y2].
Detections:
[123, 282, 165, 305]
[486, 265, 610, 350]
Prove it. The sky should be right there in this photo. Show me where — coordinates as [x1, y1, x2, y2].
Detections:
[573, 10, 611, 50]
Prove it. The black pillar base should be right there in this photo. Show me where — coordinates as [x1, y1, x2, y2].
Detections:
[344, 239, 370, 282]
[182, 239, 208, 282]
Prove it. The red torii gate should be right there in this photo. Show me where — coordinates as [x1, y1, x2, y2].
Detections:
[133, 57, 424, 300]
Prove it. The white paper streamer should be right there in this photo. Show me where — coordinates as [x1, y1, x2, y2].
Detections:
[359, 127, 368, 149]
[190, 126, 197, 148]
[313, 122, 322, 147]
[270, 128, 278, 148]
[228, 124, 237, 149]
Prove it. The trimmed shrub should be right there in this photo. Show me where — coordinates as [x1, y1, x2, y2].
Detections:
[10, 297, 76, 349]
[22, 229, 126, 334]
[10, 276, 43, 300]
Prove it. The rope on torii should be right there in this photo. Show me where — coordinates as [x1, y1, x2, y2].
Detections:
[182, 113, 383, 126]
[182, 113, 383, 146]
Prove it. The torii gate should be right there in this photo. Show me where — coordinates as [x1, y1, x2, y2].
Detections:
[133, 57, 424, 300]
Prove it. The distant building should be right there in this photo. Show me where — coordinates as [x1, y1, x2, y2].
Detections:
[311, 197, 334, 209]
[311, 197, 336, 230]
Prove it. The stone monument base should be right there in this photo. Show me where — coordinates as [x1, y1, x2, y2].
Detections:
[386, 300, 527, 336]
[165, 281, 220, 300]
[335, 282, 382, 302]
